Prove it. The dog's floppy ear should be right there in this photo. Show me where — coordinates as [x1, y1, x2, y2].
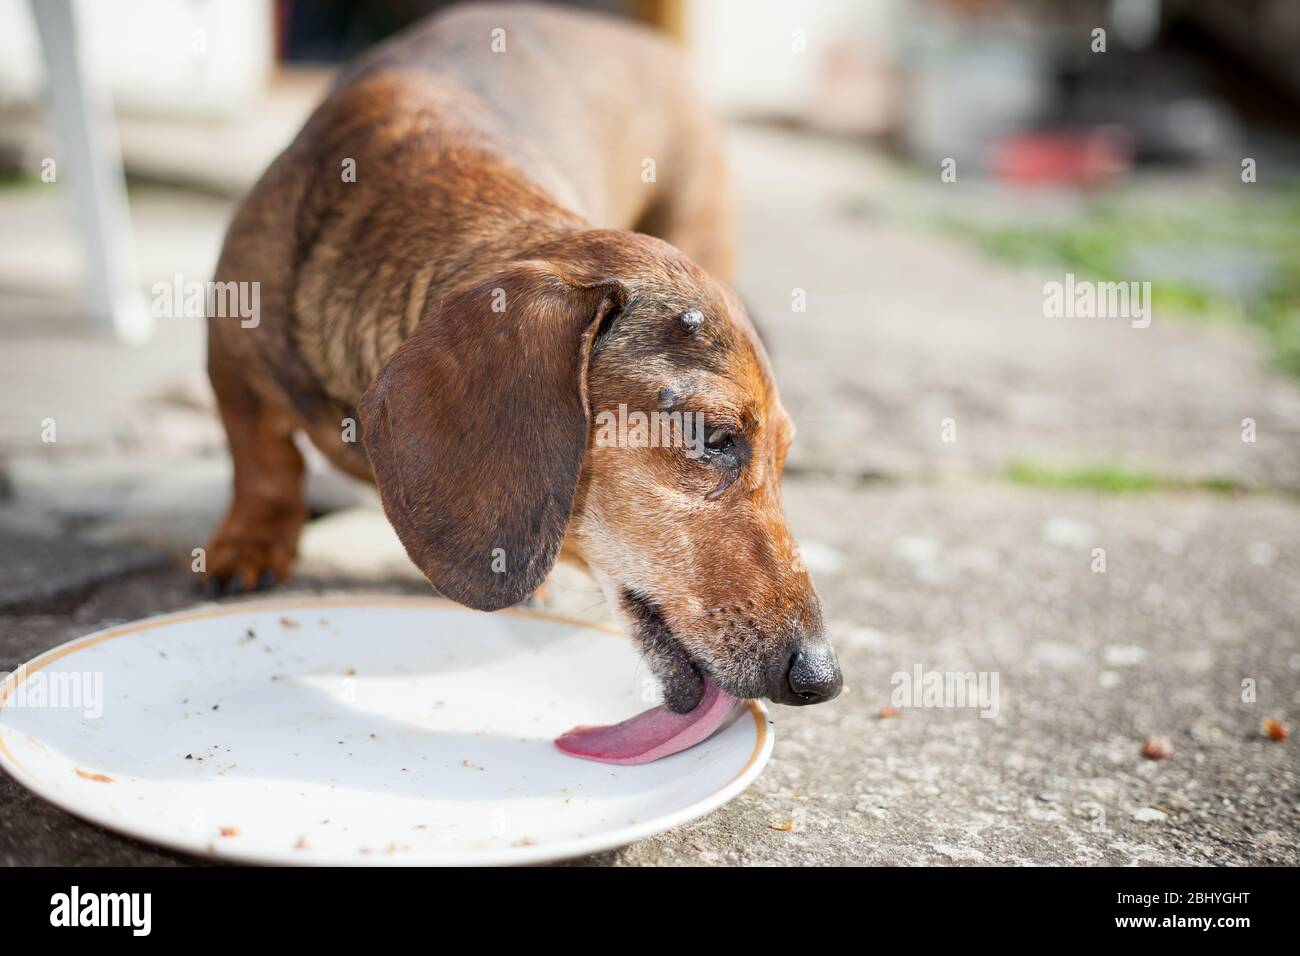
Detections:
[358, 263, 626, 611]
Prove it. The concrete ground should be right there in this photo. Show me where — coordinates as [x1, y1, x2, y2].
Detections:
[0, 120, 1296, 866]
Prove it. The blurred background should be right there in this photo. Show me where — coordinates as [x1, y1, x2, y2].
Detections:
[0, 0, 1296, 865]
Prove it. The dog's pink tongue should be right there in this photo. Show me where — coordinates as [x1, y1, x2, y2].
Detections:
[555, 677, 743, 765]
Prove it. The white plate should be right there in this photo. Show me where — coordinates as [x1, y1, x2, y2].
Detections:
[0, 595, 772, 865]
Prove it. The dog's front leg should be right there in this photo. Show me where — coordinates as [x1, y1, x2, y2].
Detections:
[201, 337, 308, 595]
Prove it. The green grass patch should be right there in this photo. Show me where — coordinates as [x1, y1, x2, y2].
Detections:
[0, 168, 43, 190]
[1005, 460, 1243, 495]
[939, 187, 1300, 379]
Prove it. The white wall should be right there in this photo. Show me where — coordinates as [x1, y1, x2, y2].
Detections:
[0, 0, 273, 119]
[681, 0, 901, 118]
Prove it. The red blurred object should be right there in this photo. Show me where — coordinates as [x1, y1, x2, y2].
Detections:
[1141, 735, 1173, 760]
[991, 128, 1132, 187]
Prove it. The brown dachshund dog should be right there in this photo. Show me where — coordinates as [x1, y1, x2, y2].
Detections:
[203, 3, 841, 712]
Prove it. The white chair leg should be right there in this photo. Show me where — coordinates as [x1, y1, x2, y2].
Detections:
[30, 0, 153, 345]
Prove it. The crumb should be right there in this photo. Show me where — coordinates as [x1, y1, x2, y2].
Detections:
[185, 753, 193, 760]
[294, 836, 309, 850]
[212, 704, 220, 711]
[879, 706, 900, 719]
[279, 616, 300, 629]
[511, 837, 536, 847]
[1142, 735, 1173, 760]
[768, 821, 794, 831]
[218, 826, 239, 837]
[342, 667, 357, 676]
[1262, 718, 1289, 742]
[74, 768, 113, 783]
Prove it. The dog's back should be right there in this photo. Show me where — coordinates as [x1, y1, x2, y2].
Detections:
[333, 3, 704, 229]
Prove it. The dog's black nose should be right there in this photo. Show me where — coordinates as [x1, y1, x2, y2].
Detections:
[786, 643, 843, 705]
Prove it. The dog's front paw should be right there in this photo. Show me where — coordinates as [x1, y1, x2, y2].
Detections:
[200, 510, 306, 597]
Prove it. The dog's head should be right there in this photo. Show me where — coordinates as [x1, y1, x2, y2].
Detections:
[358, 230, 841, 711]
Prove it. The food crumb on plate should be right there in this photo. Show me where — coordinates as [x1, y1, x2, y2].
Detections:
[279, 617, 300, 629]
[74, 768, 113, 783]
[769, 821, 794, 831]
[879, 706, 900, 719]
[218, 826, 239, 837]
[511, 837, 536, 847]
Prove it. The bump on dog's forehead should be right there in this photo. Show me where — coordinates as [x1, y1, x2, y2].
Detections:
[590, 284, 772, 421]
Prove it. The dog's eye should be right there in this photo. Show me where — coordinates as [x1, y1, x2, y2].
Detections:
[700, 427, 740, 500]
[704, 428, 732, 453]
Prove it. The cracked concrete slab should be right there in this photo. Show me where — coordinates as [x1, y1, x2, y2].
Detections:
[0, 529, 168, 616]
[0, 476, 1295, 865]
